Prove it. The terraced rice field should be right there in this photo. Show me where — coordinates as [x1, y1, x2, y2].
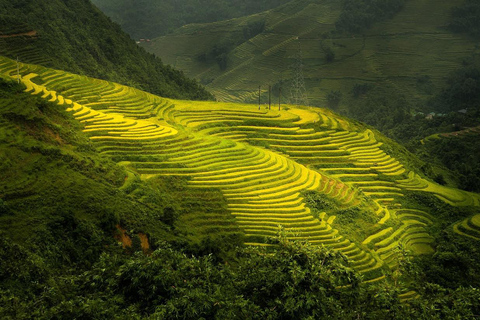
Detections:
[453, 214, 480, 241]
[0, 24, 50, 67]
[3, 55, 480, 282]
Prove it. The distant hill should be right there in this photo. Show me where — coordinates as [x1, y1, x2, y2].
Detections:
[0, 0, 212, 100]
[143, 0, 475, 115]
[91, 0, 293, 39]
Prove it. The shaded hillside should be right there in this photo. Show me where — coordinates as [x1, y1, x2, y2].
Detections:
[2, 56, 480, 318]
[419, 128, 480, 193]
[144, 0, 475, 113]
[91, 0, 292, 39]
[0, 0, 212, 100]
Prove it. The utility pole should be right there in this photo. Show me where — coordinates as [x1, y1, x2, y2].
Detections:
[258, 85, 261, 110]
[278, 87, 281, 111]
[16, 57, 20, 83]
[268, 85, 271, 110]
[290, 38, 309, 106]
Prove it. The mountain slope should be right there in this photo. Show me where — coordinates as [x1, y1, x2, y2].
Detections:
[143, 0, 475, 108]
[0, 0, 212, 100]
[3, 55, 479, 284]
[91, 0, 293, 39]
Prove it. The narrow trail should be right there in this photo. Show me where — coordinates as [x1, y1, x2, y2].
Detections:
[0, 30, 37, 38]
[440, 125, 480, 138]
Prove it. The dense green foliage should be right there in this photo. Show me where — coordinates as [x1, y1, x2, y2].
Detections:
[0, 0, 212, 100]
[449, 0, 480, 39]
[91, 0, 291, 39]
[420, 135, 480, 192]
[3, 229, 480, 319]
[335, 0, 406, 33]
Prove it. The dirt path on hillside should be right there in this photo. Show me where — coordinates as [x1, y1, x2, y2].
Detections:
[0, 30, 37, 38]
[440, 125, 480, 137]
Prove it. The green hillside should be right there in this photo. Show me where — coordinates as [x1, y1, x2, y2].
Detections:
[1, 53, 479, 276]
[0, 0, 212, 100]
[2, 56, 480, 317]
[144, 0, 475, 113]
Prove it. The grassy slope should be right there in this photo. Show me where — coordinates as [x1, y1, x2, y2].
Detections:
[3, 56, 479, 285]
[0, 0, 212, 100]
[144, 0, 475, 107]
[0, 76, 235, 273]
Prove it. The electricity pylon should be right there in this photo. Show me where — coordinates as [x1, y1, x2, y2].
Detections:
[290, 38, 309, 106]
